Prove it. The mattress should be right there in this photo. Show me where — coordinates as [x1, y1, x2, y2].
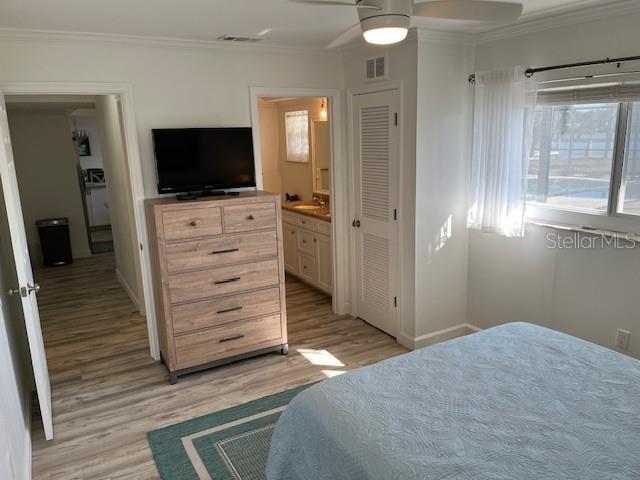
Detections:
[266, 322, 640, 480]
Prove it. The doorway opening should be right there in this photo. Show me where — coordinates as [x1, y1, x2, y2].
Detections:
[250, 87, 348, 315]
[256, 96, 334, 297]
[0, 90, 151, 440]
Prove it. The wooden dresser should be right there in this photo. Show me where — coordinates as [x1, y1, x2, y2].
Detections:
[145, 192, 288, 384]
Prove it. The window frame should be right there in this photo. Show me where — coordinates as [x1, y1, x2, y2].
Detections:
[526, 100, 640, 233]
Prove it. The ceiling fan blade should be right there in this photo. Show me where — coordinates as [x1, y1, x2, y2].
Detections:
[290, 0, 380, 9]
[326, 23, 362, 49]
[413, 0, 523, 22]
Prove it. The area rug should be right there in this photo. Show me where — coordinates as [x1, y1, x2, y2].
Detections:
[148, 384, 312, 480]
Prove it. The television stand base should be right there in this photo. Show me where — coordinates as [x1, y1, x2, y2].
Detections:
[199, 190, 226, 197]
[176, 193, 198, 201]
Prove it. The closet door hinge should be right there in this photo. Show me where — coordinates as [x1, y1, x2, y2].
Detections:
[394, 296, 398, 308]
[394, 113, 398, 126]
[393, 208, 397, 221]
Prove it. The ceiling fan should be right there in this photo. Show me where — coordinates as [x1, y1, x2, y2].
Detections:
[291, 0, 524, 47]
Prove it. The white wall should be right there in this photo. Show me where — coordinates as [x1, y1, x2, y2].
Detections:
[414, 34, 475, 341]
[0, 181, 32, 480]
[0, 38, 345, 199]
[469, 12, 640, 358]
[343, 38, 418, 341]
[96, 95, 143, 310]
[7, 108, 91, 262]
[343, 34, 474, 347]
[257, 102, 282, 195]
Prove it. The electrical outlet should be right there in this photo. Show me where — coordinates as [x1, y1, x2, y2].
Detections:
[616, 329, 631, 351]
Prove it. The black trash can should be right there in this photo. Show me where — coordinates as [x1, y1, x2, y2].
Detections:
[36, 218, 73, 267]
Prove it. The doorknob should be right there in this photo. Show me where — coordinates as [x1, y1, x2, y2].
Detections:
[352, 219, 361, 228]
[8, 287, 20, 296]
[27, 283, 40, 295]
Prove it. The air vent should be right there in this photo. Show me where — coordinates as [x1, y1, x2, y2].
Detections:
[217, 35, 261, 43]
[366, 55, 387, 81]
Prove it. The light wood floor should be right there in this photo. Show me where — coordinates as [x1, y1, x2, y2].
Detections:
[31, 253, 407, 479]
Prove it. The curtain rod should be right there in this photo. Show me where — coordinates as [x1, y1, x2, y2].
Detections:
[467, 55, 640, 85]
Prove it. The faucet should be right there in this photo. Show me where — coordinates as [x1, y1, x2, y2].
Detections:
[313, 195, 326, 209]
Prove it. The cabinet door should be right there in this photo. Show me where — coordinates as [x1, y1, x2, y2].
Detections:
[283, 224, 299, 274]
[315, 233, 332, 294]
[88, 187, 111, 226]
[298, 252, 317, 284]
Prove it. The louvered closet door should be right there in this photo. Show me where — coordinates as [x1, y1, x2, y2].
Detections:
[352, 89, 400, 337]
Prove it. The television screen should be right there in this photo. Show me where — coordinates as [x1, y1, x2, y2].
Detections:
[152, 128, 256, 194]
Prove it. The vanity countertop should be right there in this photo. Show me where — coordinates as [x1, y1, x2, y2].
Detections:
[282, 201, 331, 222]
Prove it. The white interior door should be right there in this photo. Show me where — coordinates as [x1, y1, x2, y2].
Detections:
[0, 90, 53, 439]
[351, 89, 400, 337]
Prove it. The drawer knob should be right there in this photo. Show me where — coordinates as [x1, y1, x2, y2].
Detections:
[313, 238, 317, 243]
[189, 220, 198, 227]
[247, 215, 255, 221]
[302, 239, 307, 244]
[214, 276, 241, 285]
[219, 334, 245, 343]
[217, 306, 243, 314]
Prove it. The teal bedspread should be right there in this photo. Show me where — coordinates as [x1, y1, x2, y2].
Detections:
[267, 323, 640, 479]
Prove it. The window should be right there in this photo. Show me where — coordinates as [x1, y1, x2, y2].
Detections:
[285, 110, 309, 163]
[527, 84, 640, 225]
[619, 103, 640, 215]
[528, 103, 618, 212]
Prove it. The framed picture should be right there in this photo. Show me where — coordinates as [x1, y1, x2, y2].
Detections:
[72, 130, 91, 157]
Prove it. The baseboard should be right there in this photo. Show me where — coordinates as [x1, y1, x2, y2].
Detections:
[398, 323, 483, 350]
[115, 269, 141, 312]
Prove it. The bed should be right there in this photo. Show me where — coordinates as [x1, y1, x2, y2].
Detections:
[266, 322, 640, 480]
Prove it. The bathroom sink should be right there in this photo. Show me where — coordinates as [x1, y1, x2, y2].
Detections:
[294, 204, 323, 211]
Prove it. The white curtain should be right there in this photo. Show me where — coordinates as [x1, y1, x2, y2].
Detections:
[285, 110, 309, 163]
[467, 66, 537, 237]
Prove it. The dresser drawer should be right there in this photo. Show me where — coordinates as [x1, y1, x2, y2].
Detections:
[164, 231, 278, 273]
[297, 229, 315, 255]
[174, 314, 283, 369]
[223, 202, 276, 233]
[162, 207, 222, 242]
[172, 287, 281, 334]
[168, 258, 280, 304]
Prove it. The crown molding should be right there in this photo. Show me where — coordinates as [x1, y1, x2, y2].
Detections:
[0, 27, 337, 56]
[476, 0, 640, 44]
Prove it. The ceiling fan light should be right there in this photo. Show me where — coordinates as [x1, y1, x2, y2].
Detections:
[360, 14, 410, 46]
[363, 27, 408, 45]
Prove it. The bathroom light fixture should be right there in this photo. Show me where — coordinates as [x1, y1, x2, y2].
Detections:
[320, 97, 328, 121]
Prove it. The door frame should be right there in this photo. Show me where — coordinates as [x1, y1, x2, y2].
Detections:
[249, 87, 349, 314]
[0, 81, 160, 360]
[347, 80, 404, 337]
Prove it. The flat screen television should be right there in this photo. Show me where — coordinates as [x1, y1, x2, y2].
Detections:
[152, 128, 256, 194]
